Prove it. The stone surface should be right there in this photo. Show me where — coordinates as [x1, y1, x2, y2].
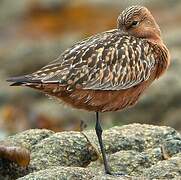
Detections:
[144, 153, 181, 179]
[0, 124, 180, 179]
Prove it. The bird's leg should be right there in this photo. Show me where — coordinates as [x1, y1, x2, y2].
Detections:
[95, 112, 111, 175]
[95, 113, 127, 177]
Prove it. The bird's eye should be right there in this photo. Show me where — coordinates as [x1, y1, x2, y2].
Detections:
[131, 21, 139, 27]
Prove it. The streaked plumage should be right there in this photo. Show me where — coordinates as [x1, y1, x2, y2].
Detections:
[7, 5, 170, 175]
[31, 31, 155, 91]
[7, 6, 170, 112]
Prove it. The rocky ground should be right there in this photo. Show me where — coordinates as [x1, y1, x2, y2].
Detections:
[0, 124, 181, 179]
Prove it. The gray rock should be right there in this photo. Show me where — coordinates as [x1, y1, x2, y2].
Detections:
[144, 153, 181, 179]
[18, 167, 96, 180]
[0, 124, 180, 179]
[7, 129, 54, 150]
[17, 166, 132, 180]
[30, 131, 98, 170]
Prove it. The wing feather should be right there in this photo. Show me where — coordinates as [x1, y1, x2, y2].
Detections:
[29, 29, 156, 91]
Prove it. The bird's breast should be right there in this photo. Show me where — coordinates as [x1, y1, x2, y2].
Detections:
[35, 69, 156, 112]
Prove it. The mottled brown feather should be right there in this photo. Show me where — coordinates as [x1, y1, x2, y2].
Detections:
[8, 6, 170, 112]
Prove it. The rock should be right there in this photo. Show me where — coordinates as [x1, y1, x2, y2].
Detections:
[7, 129, 54, 150]
[0, 124, 180, 179]
[144, 153, 181, 179]
[0, 129, 98, 179]
[18, 167, 96, 180]
[29, 131, 98, 170]
[18, 166, 130, 180]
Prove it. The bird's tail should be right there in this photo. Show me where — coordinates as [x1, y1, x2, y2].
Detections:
[7, 75, 66, 97]
[7, 75, 41, 86]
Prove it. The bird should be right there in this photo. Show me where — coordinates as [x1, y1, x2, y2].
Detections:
[7, 5, 170, 175]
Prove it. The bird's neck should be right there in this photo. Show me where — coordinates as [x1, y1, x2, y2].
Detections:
[149, 38, 170, 79]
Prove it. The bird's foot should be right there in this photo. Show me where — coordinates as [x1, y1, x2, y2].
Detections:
[105, 170, 127, 177]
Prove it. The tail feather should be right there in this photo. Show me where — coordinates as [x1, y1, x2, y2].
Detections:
[7, 75, 41, 86]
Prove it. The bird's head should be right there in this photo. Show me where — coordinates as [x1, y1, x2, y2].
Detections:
[117, 6, 161, 43]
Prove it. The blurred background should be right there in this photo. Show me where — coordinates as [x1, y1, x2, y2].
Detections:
[0, 0, 181, 138]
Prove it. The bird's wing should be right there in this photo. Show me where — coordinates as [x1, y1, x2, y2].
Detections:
[30, 29, 156, 91]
